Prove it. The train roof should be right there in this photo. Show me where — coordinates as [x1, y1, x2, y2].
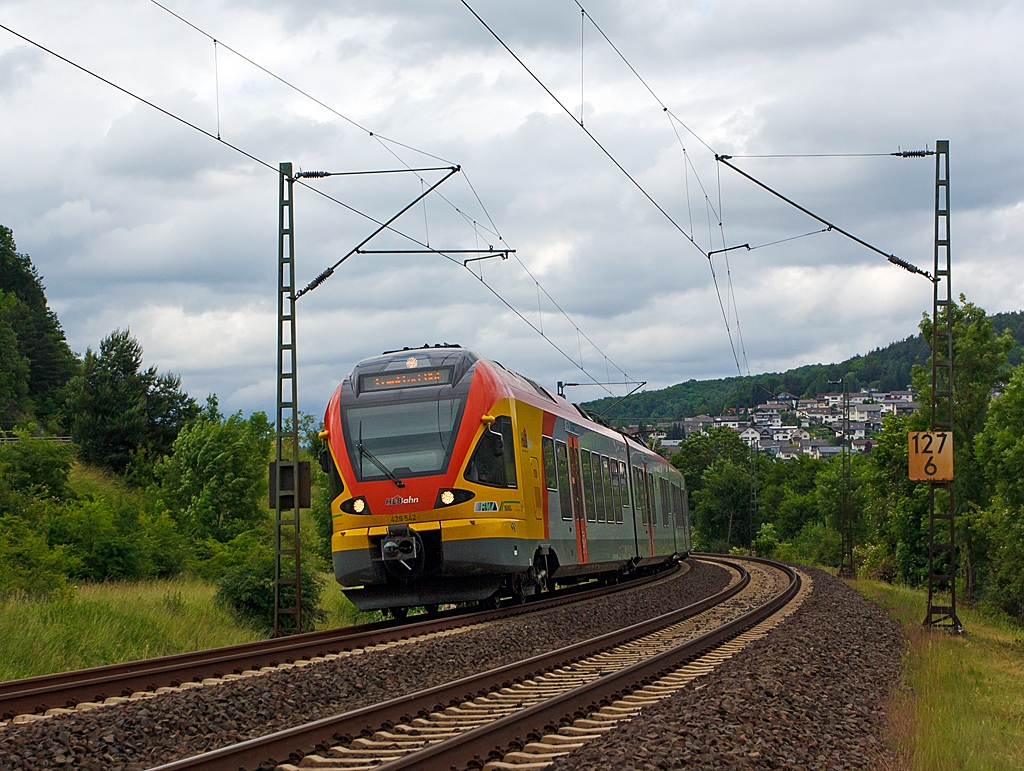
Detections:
[349, 346, 661, 460]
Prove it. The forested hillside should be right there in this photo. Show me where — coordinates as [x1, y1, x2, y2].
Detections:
[585, 310, 1024, 421]
[1, 224, 329, 633]
[669, 299, 1024, 623]
[0, 227, 77, 429]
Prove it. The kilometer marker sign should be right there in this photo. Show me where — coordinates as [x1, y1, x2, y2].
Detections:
[908, 431, 954, 481]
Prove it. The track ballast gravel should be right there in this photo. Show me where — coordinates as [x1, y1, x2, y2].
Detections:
[548, 567, 904, 771]
[0, 560, 730, 771]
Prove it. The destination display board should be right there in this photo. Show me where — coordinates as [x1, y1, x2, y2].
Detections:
[908, 431, 954, 481]
[360, 368, 453, 392]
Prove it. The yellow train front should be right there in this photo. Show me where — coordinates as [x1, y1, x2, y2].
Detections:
[319, 345, 691, 612]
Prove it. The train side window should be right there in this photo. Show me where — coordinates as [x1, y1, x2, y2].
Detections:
[672, 482, 684, 527]
[618, 460, 627, 522]
[500, 418, 518, 488]
[644, 470, 655, 525]
[601, 456, 613, 524]
[555, 441, 572, 521]
[661, 478, 671, 527]
[663, 479, 671, 528]
[464, 415, 517, 488]
[656, 477, 663, 526]
[542, 437, 557, 491]
[668, 481, 675, 526]
[633, 466, 646, 524]
[654, 475, 662, 526]
[582, 449, 597, 522]
[592, 453, 606, 523]
[607, 457, 619, 522]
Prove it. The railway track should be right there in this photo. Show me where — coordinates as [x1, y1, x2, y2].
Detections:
[144, 556, 803, 771]
[0, 559, 684, 724]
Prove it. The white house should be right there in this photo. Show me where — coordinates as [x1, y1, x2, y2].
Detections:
[738, 427, 761, 447]
[852, 403, 884, 424]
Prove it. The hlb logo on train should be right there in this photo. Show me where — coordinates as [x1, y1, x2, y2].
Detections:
[385, 495, 420, 506]
[474, 501, 498, 512]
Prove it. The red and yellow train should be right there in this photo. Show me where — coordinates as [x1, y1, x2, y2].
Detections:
[319, 345, 691, 612]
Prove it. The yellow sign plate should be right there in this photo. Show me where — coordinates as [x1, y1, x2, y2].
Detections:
[908, 431, 954, 481]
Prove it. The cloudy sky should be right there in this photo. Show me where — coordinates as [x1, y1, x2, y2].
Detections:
[2, 0, 1022, 416]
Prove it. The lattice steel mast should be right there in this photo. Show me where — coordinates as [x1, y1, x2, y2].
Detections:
[838, 378, 855, 577]
[924, 141, 963, 632]
[274, 162, 302, 637]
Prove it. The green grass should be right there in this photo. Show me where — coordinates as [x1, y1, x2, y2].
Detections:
[318, 574, 380, 628]
[854, 580, 1024, 771]
[0, 578, 262, 681]
[1, 463, 376, 681]
[0, 574, 381, 682]
[67, 460, 123, 499]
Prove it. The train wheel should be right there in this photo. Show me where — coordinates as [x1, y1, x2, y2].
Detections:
[511, 574, 528, 605]
[533, 553, 552, 593]
[424, 604, 441, 615]
[389, 606, 408, 620]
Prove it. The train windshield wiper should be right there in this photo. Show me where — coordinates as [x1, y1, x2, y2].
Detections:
[357, 442, 406, 488]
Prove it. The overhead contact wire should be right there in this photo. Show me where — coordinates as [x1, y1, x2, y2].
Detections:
[509, 251, 637, 385]
[463, 0, 743, 386]
[718, 162, 748, 374]
[573, 1, 716, 155]
[4, 16, 637, 398]
[147, 0, 456, 165]
[460, 0, 704, 256]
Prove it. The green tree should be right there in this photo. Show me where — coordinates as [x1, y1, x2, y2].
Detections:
[157, 410, 268, 543]
[756, 453, 823, 539]
[0, 226, 78, 424]
[0, 293, 30, 429]
[0, 515, 72, 598]
[912, 296, 1013, 596]
[974, 363, 1024, 620]
[64, 329, 197, 474]
[692, 457, 751, 551]
[47, 497, 146, 580]
[670, 426, 750, 495]
[0, 432, 73, 501]
[213, 526, 325, 633]
[752, 521, 780, 558]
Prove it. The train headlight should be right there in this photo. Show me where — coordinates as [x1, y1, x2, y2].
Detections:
[340, 496, 370, 515]
[435, 488, 475, 507]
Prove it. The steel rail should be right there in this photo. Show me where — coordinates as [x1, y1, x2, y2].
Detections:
[1, 560, 685, 720]
[387, 556, 798, 770]
[143, 557, 755, 771]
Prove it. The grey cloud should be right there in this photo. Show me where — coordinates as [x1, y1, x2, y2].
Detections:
[0, 45, 43, 94]
[3, 0, 1023, 418]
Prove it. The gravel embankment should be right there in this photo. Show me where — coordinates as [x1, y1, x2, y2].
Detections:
[0, 559, 731, 771]
[549, 567, 904, 771]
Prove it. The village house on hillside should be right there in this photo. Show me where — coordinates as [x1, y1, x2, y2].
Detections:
[651, 387, 918, 461]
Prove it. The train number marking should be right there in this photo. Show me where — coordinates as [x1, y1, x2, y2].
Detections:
[389, 513, 418, 523]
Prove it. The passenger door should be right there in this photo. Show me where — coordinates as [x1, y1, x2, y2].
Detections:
[566, 434, 588, 564]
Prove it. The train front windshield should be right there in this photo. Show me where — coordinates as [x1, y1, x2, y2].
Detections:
[342, 398, 464, 480]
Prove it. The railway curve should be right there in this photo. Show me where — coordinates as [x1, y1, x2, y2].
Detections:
[141, 555, 799, 771]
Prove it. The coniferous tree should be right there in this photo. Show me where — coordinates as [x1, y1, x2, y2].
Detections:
[64, 329, 197, 474]
[0, 292, 30, 429]
[0, 226, 78, 424]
